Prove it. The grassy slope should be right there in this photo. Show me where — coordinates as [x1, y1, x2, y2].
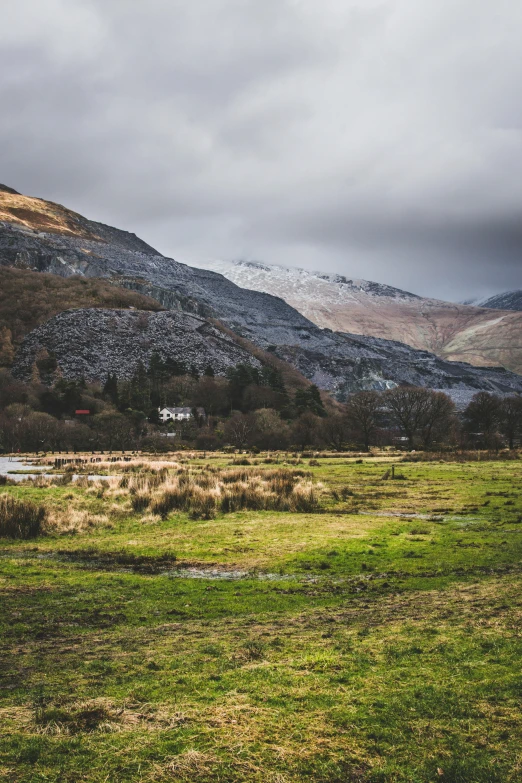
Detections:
[1, 455, 521, 782]
[0, 267, 164, 352]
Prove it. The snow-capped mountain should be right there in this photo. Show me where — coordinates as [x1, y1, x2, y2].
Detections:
[463, 291, 522, 312]
[194, 259, 522, 376]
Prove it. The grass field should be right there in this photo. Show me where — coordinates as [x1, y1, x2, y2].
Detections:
[1, 452, 521, 782]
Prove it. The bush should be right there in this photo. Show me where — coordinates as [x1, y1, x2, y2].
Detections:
[0, 494, 47, 538]
[131, 493, 151, 512]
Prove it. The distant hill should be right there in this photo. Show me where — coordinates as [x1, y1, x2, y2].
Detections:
[464, 290, 522, 312]
[195, 260, 522, 377]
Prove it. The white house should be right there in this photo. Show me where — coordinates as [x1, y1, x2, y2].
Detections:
[158, 407, 193, 423]
[158, 407, 206, 423]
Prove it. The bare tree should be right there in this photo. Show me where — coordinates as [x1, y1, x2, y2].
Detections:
[463, 392, 502, 448]
[319, 413, 351, 451]
[22, 412, 59, 452]
[290, 412, 321, 450]
[419, 391, 456, 448]
[92, 411, 134, 451]
[499, 395, 522, 449]
[223, 412, 255, 449]
[384, 387, 432, 448]
[345, 391, 381, 451]
[251, 408, 290, 450]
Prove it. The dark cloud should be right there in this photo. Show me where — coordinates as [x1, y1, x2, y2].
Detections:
[1, 0, 521, 300]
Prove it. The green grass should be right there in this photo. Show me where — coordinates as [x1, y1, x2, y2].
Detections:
[1, 454, 521, 781]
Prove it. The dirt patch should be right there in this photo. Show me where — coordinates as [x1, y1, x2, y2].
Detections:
[1, 699, 188, 736]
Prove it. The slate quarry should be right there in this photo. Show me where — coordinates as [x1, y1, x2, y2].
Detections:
[13, 308, 260, 383]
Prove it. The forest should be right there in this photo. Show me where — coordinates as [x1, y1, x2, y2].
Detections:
[0, 352, 521, 454]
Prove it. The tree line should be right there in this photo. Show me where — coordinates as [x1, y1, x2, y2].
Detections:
[0, 360, 520, 453]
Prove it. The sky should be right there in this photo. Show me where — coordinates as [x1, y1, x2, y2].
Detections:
[1, 0, 521, 301]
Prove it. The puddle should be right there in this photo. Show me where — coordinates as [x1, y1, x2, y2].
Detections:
[2, 550, 314, 581]
[0, 456, 113, 483]
[358, 511, 444, 521]
[0, 456, 50, 482]
[160, 567, 306, 581]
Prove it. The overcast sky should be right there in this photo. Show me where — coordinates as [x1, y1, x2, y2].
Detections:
[1, 0, 521, 301]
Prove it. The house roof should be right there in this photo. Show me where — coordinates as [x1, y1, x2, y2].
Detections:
[160, 407, 192, 415]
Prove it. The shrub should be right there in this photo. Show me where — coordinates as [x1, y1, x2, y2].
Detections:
[188, 487, 218, 520]
[131, 493, 151, 513]
[54, 473, 73, 486]
[151, 487, 191, 519]
[0, 494, 47, 538]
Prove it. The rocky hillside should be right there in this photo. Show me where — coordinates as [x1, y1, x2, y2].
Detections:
[13, 309, 260, 383]
[196, 260, 522, 375]
[0, 183, 157, 253]
[465, 290, 522, 312]
[12, 305, 522, 398]
[2, 186, 522, 398]
[0, 266, 163, 354]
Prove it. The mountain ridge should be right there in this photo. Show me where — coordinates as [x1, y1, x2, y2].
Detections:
[464, 290, 522, 312]
[1, 185, 522, 399]
[195, 259, 522, 375]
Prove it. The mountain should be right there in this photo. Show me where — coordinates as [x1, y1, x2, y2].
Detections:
[2, 185, 522, 398]
[196, 260, 522, 376]
[464, 291, 522, 312]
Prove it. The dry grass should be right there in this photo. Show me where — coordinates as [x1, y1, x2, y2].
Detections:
[165, 750, 219, 777]
[0, 494, 47, 538]
[119, 467, 323, 519]
[1, 699, 189, 738]
[46, 508, 112, 535]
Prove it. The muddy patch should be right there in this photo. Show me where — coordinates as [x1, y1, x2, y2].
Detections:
[358, 510, 445, 521]
[20, 549, 303, 581]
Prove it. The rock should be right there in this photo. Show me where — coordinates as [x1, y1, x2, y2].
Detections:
[13, 308, 260, 382]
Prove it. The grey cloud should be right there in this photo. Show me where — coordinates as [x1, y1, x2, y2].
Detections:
[1, 0, 521, 300]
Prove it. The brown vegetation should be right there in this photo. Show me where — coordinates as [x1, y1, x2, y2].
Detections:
[0, 493, 47, 538]
[0, 267, 163, 360]
[0, 189, 99, 238]
[124, 466, 321, 519]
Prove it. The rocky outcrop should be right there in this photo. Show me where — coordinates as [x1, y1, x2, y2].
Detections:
[13, 309, 260, 383]
[13, 307, 522, 399]
[275, 332, 522, 398]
